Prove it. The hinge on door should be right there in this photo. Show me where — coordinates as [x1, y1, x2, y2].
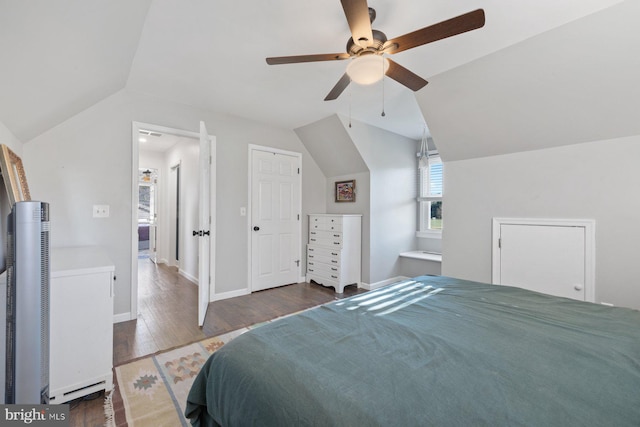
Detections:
[297, 168, 300, 174]
[209, 215, 211, 224]
[209, 155, 212, 165]
[209, 276, 211, 284]
[295, 260, 300, 267]
[297, 214, 300, 220]
[498, 238, 502, 248]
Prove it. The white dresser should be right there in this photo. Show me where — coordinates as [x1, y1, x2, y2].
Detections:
[306, 214, 362, 293]
[49, 246, 115, 403]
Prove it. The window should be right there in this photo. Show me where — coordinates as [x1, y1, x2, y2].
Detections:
[418, 154, 443, 237]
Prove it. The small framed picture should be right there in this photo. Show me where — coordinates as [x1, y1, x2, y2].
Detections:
[335, 179, 356, 203]
[0, 144, 31, 206]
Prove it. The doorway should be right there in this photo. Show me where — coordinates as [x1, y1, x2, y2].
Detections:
[131, 122, 216, 324]
[137, 168, 158, 263]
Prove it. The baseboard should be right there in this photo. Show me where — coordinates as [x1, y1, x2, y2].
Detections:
[113, 312, 132, 324]
[359, 276, 410, 291]
[211, 288, 250, 302]
[179, 269, 198, 284]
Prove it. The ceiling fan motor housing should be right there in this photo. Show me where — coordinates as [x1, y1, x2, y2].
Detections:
[346, 29, 387, 56]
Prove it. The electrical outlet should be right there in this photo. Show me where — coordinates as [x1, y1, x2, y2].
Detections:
[93, 205, 110, 218]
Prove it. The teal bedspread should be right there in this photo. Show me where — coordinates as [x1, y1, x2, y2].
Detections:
[185, 276, 640, 426]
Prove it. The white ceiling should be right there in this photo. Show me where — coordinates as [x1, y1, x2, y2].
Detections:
[0, 0, 626, 143]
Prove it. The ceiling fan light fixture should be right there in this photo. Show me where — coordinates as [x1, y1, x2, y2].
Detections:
[346, 55, 389, 85]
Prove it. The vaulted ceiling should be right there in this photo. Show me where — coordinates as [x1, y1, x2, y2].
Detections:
[0, 0, 628, 145]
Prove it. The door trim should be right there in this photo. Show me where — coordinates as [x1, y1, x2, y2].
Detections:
[247, 144, 302, 293]
[131, 121, 217, 321]
[491, 217, 596, 302]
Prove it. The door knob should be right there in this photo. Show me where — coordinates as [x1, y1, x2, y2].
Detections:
[253, 226, 260, 231]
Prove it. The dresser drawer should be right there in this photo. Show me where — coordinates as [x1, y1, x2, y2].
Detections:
[310, 222, 342, 232]
[309, 230, 342, 241]
[308, 236, 342, 248]
[310, 216, 343, 225]
[307, 260, 340, 276]
[307, 245, 341, 265]
[307, 265, 340, 282]
[309, 216, 343, 232]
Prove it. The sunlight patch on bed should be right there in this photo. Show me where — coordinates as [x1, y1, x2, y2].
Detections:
[336, 280, 417, 306]
[338, 280, 443, 315]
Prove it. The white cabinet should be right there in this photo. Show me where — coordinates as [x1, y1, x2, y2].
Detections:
[492, 218, 595, 302]
[49, 247, 115, 403]
[306, 214, 361, 293]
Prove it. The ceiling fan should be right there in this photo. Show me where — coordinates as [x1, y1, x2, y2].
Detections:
[266, 0, 485, 101]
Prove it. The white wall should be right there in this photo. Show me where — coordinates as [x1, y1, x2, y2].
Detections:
[22, 89, 326, 318]
[338, 117, 418, 284]
[442, 136, 640, 310]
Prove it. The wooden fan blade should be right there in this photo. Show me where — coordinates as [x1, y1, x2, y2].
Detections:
[324, 73, 351, 101]
[341, 0, 374, 48]
[266, 53, 351, 65]
[385, 9, 485, 55]
[385, 59, 428, 91]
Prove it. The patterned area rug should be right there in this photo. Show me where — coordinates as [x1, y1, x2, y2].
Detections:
[106, 322, 269, 426]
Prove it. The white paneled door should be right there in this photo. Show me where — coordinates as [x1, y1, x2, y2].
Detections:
[251, 148, 301, 292]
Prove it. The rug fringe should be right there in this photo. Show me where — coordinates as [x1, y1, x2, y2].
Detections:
[104, 389, 115, 427]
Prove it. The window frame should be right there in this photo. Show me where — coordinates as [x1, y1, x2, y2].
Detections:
[417, 153, 443, 239]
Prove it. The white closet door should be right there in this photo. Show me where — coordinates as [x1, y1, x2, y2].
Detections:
[493, 219, 595, 302]
[250, 149, 300, 292]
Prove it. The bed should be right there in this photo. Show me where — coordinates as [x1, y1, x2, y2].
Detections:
[185, 275, 640, 426]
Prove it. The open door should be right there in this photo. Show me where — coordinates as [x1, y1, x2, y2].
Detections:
[197, 121, 212, 326]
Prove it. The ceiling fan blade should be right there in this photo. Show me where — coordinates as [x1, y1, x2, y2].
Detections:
[324, 73, 351, 101]
[266, 53, 351, 65]
[384, 9, 485, 55]
[341, 0, 374, 48]
[385, 59, 428, 91]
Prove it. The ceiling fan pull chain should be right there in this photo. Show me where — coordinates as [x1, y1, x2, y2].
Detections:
[349, 79, 353, 128]
[381, 55, 386, 117]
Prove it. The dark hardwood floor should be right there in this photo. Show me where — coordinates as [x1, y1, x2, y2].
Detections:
[69, 258, 366, 426]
